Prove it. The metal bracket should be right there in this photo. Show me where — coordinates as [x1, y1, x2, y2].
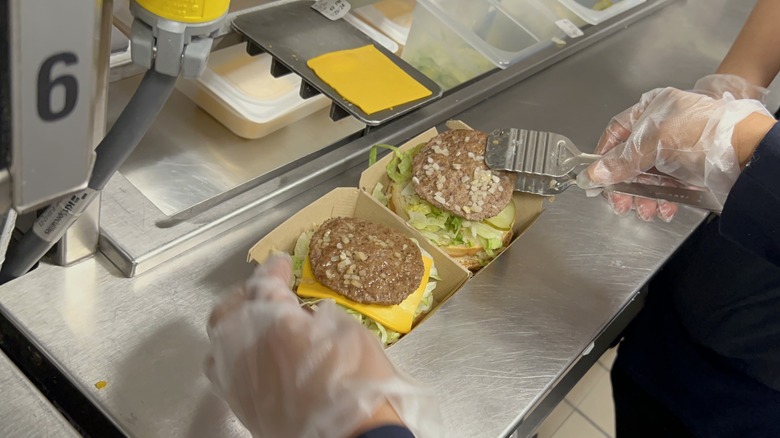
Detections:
[329, 104, 351, 122]
[270, 57, 292, 78]
[300, 81, 321, 99]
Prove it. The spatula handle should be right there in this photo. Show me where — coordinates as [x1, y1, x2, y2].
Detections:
[606, 182, 722, 212]
[570, 153, 601, 169]
[576, 153, 688, 188]
[575, 154, 720, 210]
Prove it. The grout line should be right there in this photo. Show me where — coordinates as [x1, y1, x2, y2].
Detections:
[570, 363, 615, 437]
[538, 400, 576, 438]
[550, 400, 577, 437]
[571, 403, 613, 438]
[555, 359, 616, 438]
[553, 410, 608, 438]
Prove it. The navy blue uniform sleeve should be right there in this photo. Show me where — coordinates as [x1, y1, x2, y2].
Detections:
[355, 425, 415, 438]
[720, 121, 780, 266]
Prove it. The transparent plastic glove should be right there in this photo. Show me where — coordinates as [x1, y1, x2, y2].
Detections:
[589, 76, 770, 221]
[693, 73, 770, 103]
[578, 87, 772, 221]
[206, 253, 443, 438]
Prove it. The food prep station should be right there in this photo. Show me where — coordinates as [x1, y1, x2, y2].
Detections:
[1, 0, 775, 436]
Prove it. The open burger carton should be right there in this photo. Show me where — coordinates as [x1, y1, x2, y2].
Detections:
[247, 187, 470, 344]
[246, 120, 544, 345]
[358, 120, 546, 266]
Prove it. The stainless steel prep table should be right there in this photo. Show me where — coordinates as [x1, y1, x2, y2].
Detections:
[0, 352, 79, 437]
[0, 0, 775, 436]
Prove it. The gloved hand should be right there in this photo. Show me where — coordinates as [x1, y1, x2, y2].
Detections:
[206, 253, 442, 438]
[693, 73, 769, 103]
[578, 87, 774, 221]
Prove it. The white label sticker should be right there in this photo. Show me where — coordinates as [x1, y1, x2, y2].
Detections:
[32, 188, 98, 243]
[555, 19, 584, 38]
[311, 0, 351, 20]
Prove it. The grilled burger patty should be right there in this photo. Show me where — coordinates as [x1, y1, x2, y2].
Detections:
[309, 217, 424, 305]
[412, 130, 516, 221]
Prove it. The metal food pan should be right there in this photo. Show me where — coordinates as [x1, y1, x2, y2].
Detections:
[231, 0, 443, 126]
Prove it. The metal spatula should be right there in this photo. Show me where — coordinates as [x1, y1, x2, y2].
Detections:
[485, 128, 723, 212]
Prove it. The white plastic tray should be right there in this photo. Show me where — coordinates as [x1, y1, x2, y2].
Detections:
[177, 45, 330, 139]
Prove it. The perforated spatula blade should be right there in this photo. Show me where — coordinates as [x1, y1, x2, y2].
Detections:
[485, 127, 723, 213]
[486, 128, 600, 177]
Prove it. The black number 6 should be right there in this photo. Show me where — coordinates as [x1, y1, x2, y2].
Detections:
[37, 53, 79, 122]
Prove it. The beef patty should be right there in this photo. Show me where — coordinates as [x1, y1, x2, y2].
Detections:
[412, 130, 516, 221]
[308, 217, 424, 305]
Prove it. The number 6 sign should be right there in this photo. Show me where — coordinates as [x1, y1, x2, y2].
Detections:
[37, 52, 80, 122]
[8, 0, 98, 212]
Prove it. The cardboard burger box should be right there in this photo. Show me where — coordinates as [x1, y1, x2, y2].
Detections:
[247, 188, 470, 341]
[247, 121, 545, 344]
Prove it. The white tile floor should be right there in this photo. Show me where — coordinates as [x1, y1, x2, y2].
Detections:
[535, 347, 618, 438]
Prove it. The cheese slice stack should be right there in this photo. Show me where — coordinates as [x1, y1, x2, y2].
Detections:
[306, 44, 432, 115]
[298, 254, 433, 333]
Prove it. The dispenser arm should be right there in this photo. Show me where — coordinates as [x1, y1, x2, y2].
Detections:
[129, 0, 231, 78]
[0, 0, 231, 280]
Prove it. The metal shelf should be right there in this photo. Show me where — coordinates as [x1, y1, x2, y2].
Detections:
[232, 1, 442, 125]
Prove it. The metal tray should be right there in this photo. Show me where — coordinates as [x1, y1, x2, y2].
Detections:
[231, 0, 443, 126]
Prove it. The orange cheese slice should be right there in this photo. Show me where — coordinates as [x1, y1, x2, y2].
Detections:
[298, 254, 432, 333]
[306, 45, 432, 115]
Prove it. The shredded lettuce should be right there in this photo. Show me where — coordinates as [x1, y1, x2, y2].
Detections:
[385, 144, 424, 184]
[445, 214, 462, 234]
[343, 308, 402, 346]
[484, 237, 503, 251]
[371, 182, 390, 206]
[300, 296, 401, 345]
[401, 194, 508, 252]
[414, 244, 437, 318]
[408, 210, 432, 231]
[368, 144, 398, 167]
[415, 281, 436, 318]
[430, 265, 441, 282]
[400, 182, 416, 197]
[291, 230, 314, 285]
[415, 243, 442, 282]
[451, 231, 465, 246]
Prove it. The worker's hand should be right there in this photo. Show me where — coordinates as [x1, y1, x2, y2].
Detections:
[205, 254, 442, 438]
[578, 87, 774, 221]
[693, 73, 769, 103]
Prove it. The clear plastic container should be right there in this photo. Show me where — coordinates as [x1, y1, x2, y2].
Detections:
[176, 45, 331, 139]
[343, 12, 400, 54]
[535, 0, 588, 26]
[494, 0, 570, 43]
[402, 0, 564, 89]
[353, 0, 416, 47]
[557, 0, 645, 25]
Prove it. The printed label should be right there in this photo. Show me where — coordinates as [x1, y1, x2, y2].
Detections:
[555, 19, 584, 38]
[311, 0, 351, 20]
[32, 188, 97, 243]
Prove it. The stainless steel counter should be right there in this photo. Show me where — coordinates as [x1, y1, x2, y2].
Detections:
[0, 352, 79, 437]
[0, 0, 774, 437]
